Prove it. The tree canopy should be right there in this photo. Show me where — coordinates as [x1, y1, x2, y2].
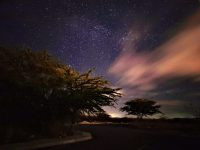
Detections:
[0, 47, 121, 128]
[120, 98, 162, 119]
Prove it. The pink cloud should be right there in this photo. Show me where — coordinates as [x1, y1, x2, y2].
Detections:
[108, 10, 200, 92]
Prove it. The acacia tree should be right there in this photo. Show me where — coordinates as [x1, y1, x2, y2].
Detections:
[0, 47, 121, 137]
[120, 98, 162, 119]
[48, 69, 121, 126]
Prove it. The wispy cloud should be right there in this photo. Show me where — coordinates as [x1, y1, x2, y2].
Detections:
[108, 10, 200, 94]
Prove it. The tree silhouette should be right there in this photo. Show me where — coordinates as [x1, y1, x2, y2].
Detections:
[80, 112, 111, 122]
[0, 47, 121, 138]
[120, 98, 162, 119]
[188, 102, 200, 119]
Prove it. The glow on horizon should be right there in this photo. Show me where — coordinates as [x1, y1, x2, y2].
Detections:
[109, 113, 123, 118]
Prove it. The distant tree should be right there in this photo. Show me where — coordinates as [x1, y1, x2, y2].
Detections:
[96, 112, 111, 120]
[120, 98, 162, 119]
[80, 112, 111, 122]
[188, 102, 200, 119]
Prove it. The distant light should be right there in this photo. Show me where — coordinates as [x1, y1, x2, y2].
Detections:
[109, 113, 122, 118]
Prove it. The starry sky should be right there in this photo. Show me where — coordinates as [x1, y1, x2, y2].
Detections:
[0, 0, 200, 118]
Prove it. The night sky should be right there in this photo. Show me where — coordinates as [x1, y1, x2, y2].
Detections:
[0, 0, 200, 118]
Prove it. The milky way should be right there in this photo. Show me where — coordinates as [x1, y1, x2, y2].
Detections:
[0, 0, 199, 117]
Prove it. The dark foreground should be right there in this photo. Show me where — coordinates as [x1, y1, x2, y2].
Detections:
[39, 124, 200, 150]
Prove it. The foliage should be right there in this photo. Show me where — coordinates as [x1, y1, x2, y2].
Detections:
[81, 112, 111, 122]
[0, 47, 121, 139]
[120, 98, 162, 119]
